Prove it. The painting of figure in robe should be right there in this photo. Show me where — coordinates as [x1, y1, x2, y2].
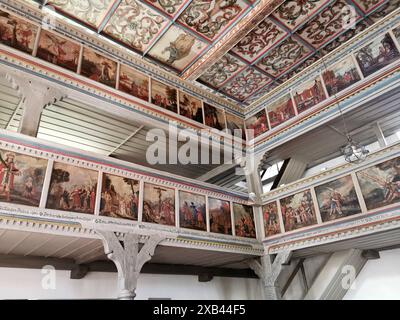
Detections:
[100, 174, 139, 220]
[0, 150, 47, 206]
[37, 29, 81, 72]
[81, 47, 117, 88]
[355, 33, 400, 77]
[179, 92, 203, 124]
[142, 182, 175, 226]
[225, 112, 246, 140]
[262, 201, 281, 237]
[46, 163, 98, 214]
[203, 103, 226, 131]
[280, 189, 317, 232]
[233, 203, 256, 238]
[0, 10, 38, 54]
[209, 197, 232, 235]
[245, 109, 268, 138]
[315, 175, 362, 222]
[118, 65, 149, 102]
[356, 156, 400, 210]
[179, 191, 206, 231]
[267, 94, 295, 129]
[293, 77, 326, 114]
[151, 79, 178, 113]
[322, 56, 361, 96]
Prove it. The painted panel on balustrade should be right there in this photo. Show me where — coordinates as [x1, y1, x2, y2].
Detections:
[267, 94, 295, 129]
[356, 156, 400, 211]
[0, 10, 38, 54]
[119, 65, 149, 102]
[280, 189, 317, 232]
[293, 76, 326, 114]
[100, 173, 139, 221]
[209, 197, 232, 235]
[179, 92, 203, 124]
[226, 112, 246, 140]
[315, 175, 362, 222]
[179, 190, 206, 231]
[322, 56, 361, 96]
[81, 47, 117, 88]
[245, 109, 268, 139]
[46, 162, 98, 214]
[355, 33, 400, 78]
[233, 203, 256, 238]
[262, 201, 281, 237]
[142, 182, 175, 226]
[151, 79, 178, 113]
[204, 103, 226, 131]
[0, 150, 47, 207]
[37, 29, 81, 72]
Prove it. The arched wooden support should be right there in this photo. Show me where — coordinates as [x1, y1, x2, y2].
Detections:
[97, 231, 165, 300]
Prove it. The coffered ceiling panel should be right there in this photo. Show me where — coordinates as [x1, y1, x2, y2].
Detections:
[103, 0, 169, 52]
[177, 0, 249, 41]
[48, 0, 119, 28]
[296, 0, 362, 49]
[198, 53, 247, 88]
[221, 67, 272, 101]
[230, 17, 287, 63]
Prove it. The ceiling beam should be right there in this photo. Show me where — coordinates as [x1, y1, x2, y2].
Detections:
[108, 125, 144, 156]
[196, 163, 238, 182]
[0, 254, 258, 279]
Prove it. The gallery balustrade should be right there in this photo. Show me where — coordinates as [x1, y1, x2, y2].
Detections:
[260, 140, 400, 253]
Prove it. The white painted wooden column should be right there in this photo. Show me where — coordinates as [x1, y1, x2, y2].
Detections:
[247, 251, 292, 300]
[97, 231, 165, 300]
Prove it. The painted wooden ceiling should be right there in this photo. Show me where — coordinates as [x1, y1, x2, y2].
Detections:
[33, 0, 399, 105]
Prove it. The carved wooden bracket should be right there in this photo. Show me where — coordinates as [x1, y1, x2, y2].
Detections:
[97, 231, 165, 300]
[247, 251, 292, 300]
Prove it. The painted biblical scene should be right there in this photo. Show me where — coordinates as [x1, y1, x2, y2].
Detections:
[119, 65, 149, 102]
[203, 103, 226, 131]
[100, 174, 139, 220]
[233, 203, 256, 238]
[355, 33, 400, 77]
[179, 191, 206, 231]
[46, 163, 98, 214]
[81, 48, 117, 87]
[280, 190, 317, 232]
[36, 30, 80, 72]
[147, 25, 207, 71]
[0, 150, 47, 206]
[209, 197, 232, 235]
[356, 156, 400, 210]
[179, 92, 203, 124]
[293, 77, 326, 114]
[245, 109, 268, 139]
[225, 112, 246, 140]
[151, 79, 178, 113]
[143, 183, 175, 226]
[262, 201, 281, 237]
[322, 56, 361, 96]
[0, 10, 38, 54]
[267, 94, 295, 129]
[315, 175, 362, 222]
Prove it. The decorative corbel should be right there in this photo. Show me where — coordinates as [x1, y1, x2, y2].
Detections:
[247, 251, 292, 300]
[97, 231, 165, 300]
